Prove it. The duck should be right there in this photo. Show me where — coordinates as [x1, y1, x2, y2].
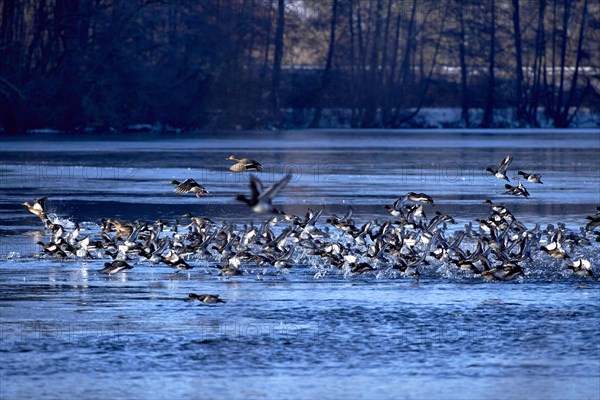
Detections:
[99, 260, 133, 274]
[22, 197, 48, 222]
[480, 262, 524, 281]
[486, 155, 513, 181]
[517, 171, 543, 184]
[236, 174, 292, 214]
[37, 240, 67, 258]
[384, 197, 407, 217]
[504, 182, 530, 197]
[540, 241, 569, 259]
[216, 264, 243, 277]
[185, 293, 226, 304]
[227, 155, 263, 172]
[168, 178, 209, 199]
[104, 219, 134, 240]
[163, 249, 193, 271]
[566, 258, 594, 278]
[406, 192, 435, 205]
[584, 207, 600, 231]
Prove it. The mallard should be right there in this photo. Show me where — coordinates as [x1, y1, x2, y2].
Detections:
[104, 219, 134, 239]
[227, 155, 263, 172]
[486, 155, 513, 181]
[168, 178, 209, 199]
[236, 174, 292, 214]
[185, 293, 226, 304]
[22, 197, 48, 221]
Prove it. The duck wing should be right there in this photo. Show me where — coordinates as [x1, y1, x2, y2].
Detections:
[34, 196, 48, 212]
[245, 159, 263, 171]
[174, 178, 198, 194]
[249, 175, 264, 201]
[259, 174, 292, 202]
[497, 155, 513, 174]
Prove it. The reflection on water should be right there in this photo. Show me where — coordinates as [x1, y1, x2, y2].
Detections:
[1, 130, 599, 399]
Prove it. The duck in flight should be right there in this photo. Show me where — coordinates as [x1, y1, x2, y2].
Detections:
[566, 258, 594, 278]
[227, 155, 263, 172]
[517, 171, 543, 184]
[504, 182, 530, 197]
[486, 155, 513, 181]
[407, 192, 435, 205]
[236, 174, 292, 214]
[22, 197, 48, 222]
[168, 178, 209, 199]
[99, 260, 134, 274]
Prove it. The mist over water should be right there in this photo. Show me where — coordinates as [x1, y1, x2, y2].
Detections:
[1, 130, 599, 399]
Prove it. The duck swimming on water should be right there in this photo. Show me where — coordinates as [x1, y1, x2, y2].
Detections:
[185, 293, 226, 304]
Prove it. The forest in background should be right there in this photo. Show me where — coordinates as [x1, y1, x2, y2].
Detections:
[1, 0, 599, 132]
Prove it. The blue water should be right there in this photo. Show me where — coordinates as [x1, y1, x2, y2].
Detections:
[1, 130, 599, 399]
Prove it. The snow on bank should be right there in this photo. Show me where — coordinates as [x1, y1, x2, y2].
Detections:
[298, 107, 599, 129]
[6, 107, 600, 134]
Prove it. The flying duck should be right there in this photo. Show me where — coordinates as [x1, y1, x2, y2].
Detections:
[540, 241, 569, 259]
[99, 260, 133, 274]
[406, 192, 435, 205]
[227, 155, 263, 172]
[517, 171, 543, 184]
[486, 155, 513, 181]
[236, 174, 292, 214]
[22, 197, 48, 221]
[168, 179, 209, 199]
[566, 258, 594, 278]
[504, 182, 530, 197]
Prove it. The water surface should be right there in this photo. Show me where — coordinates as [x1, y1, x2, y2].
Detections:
[1, 130, 599, 399]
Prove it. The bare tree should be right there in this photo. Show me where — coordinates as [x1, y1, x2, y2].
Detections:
[458, 4, 470, 128]
[544, 0, 590, 127]
[481, 0, 496, 128]
[512, 0, 526, 124]
[310, 0, 339, 128]
[271, 0, 285, 123]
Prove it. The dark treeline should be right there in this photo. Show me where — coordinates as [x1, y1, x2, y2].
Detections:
[0, 0, 598, 132]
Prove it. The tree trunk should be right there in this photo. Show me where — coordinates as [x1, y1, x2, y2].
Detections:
[310, 0, 338, 128]
[481, 0, 496, 128]
[271, 0, 285, 124]
[384, 9, 401, 127]
[512, 0, 525, 124]
[392, 0, 417, 125]
[458, 5, 470, 128]
[527, 0, 546, 126]
[348, 0, 358, 127]
[259, 0, 274, 103]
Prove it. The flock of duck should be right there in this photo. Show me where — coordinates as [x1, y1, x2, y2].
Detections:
[23, 153, 599, 302]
